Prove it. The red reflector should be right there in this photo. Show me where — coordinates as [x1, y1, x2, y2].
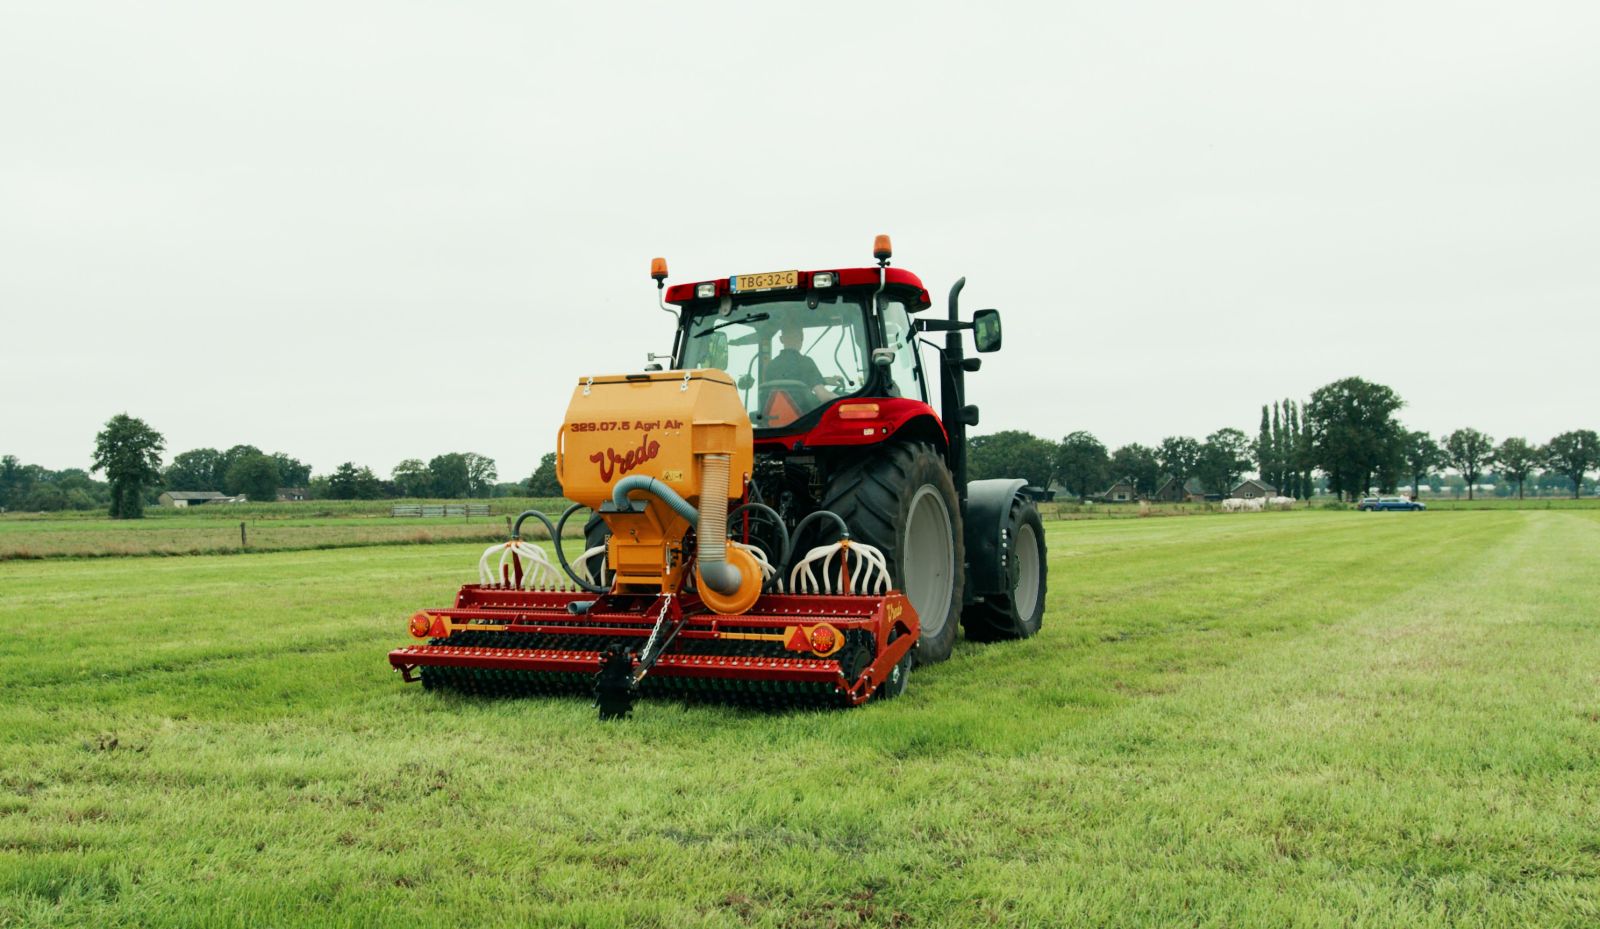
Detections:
[409, 612, 432, 638]
[837, 403, 880, 420]
[809, 625, 837, 652]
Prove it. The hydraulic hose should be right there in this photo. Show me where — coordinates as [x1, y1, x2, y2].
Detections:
[610, 467, 743, 596]
[781, 509, 851, 577]
[611, 475, 699, 523]
[556, 503, 609, 594]
[727, 501, 790, 589]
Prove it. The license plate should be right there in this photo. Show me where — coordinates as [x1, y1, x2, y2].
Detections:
[730, 270, 799, 293]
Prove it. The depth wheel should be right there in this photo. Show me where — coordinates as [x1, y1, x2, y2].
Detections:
[876, 649, 912, 700]
[961, 497, 1046, 641]
[820, 442, 964, 664]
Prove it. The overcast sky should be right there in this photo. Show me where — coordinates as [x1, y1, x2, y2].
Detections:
[3, 2, 1596, 479]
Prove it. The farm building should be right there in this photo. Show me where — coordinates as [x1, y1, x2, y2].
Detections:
[157, 491, 245, 508]
[277, 487, 308, 502]
[1151, 476, 1208, 503]
[1230, 479, 1278, 499]
[1096, 480, 1139, 503]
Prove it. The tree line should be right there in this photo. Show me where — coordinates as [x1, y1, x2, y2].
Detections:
[2, 414, 539, 518]
[11, 391, 1598, 518]
[967, 377, 1599, 503]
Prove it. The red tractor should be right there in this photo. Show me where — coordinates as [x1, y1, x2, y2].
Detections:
[391, 236, 1047, 715]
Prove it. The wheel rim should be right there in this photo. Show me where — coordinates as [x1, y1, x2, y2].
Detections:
[902, 485, 954, 639]
[1013, 522, 1041, 618]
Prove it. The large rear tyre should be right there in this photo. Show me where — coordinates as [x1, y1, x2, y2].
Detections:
[820, 442, 964, 664]
[961, 497, 1046, 641]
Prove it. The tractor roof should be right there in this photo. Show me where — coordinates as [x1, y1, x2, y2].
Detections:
[665, 267, 932, 310]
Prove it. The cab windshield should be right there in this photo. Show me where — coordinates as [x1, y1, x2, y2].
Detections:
[679, 293, 868, 428]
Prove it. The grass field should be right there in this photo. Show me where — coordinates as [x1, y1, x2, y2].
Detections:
[0, 498, 571, 560]
[2, 509, 1598, 927]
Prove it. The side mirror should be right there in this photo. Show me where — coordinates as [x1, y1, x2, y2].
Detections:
[872, 348, 896, 368]
[973, 309, 1002, 353]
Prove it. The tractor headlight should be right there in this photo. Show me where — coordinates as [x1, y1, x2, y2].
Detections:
[812, 272, 835, 288]
[695, 283, 717, 299]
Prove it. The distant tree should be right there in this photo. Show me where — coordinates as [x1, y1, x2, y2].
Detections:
[1199, 428, 1252, 494]
[91, 413, 165, 519]
[354, 467, 384, 499]
[1054, 431, 1109, 502]
[1544, 430, 1599, 499]
[20, 483, 68, 511]
[328, 462, 384, 500]
[1273, 398, 1299, 495]
[328, 460, 360, 495]
[391, 458, 433, 498]
[271, 453, 312, 488]
[1157, 436, 1203, 492]
[1442, 428, 1495, 501]
[1493, 437, 1539, 500]
[1109, 443, 1162, 497]
[1296, 401, 1315, 497]
[0, 455, 28, 509]
[428, 453, 471, 498]
[225, 452, 280, 503]
[1304, 377, 1405, 501]
[217, 445, 264, 493]
[969, 430, 1058, 489]
[1401, 430, 1444, 500]
[1256, 405, 1274, 489]
[524, 452, 563, 497]
[328, 463, 361, 500]
[1282, 400, 1307, 498]
[464, 453, 498, 497]
[165, 448, 223, 491]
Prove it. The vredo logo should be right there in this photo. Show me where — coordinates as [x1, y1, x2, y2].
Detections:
[591, 434, 661, 483]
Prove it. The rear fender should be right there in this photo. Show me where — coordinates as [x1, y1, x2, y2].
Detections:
[964, 478, 1028, 599]
[757, 400, 948, 454]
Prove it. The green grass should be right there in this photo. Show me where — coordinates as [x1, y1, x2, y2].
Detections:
[1414, 496, 1599, 510]
[1, 510, 1597, 927]
[0, 499, 574, 560]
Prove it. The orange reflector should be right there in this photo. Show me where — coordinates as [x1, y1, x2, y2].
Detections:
[651, 257, 668, 281]
[764, 389, 802, 427]
[837, 402, 880, 420]
[809, 625, 837, 653]
[409, 612, 433, 638]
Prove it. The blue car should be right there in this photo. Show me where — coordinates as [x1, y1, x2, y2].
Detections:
[1357, 496, 1426, 511]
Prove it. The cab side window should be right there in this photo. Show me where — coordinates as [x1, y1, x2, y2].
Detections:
[880, 300, 925, 402]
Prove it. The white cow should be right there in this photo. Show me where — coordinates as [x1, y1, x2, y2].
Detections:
[1221, 498, 1246, 512]
[1268, 495, 1296, 510]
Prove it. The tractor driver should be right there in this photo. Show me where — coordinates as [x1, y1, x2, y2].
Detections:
[765, 318, 838, 405]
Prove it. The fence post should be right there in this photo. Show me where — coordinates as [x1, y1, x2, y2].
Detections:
[240, 521, 247, 548]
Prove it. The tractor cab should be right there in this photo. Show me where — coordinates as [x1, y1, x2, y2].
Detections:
[660, 242, 940, 436]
